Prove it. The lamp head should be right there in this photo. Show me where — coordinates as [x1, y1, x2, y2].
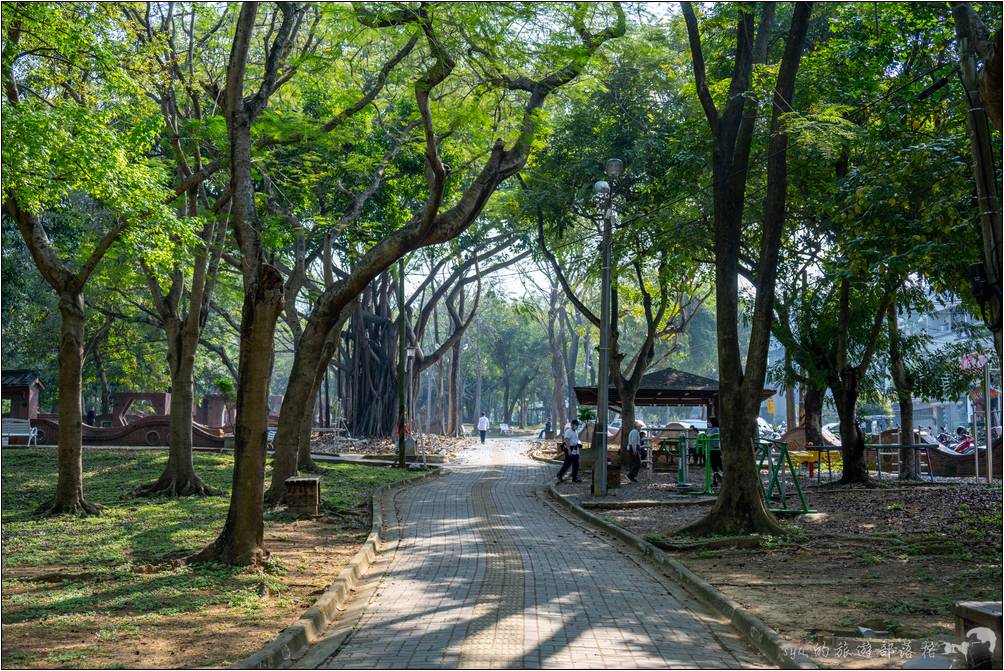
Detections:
[605, 158, 624, 177]
[593, 180, 610, 196]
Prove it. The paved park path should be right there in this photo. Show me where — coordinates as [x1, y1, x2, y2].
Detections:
[298, 439, 767, 669]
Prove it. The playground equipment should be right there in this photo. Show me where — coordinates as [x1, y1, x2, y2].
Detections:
[675, 433, 691, 490]
[676, 433, 715, 495]
[755, 439, 813, 514]
[675, 432, 812, 514]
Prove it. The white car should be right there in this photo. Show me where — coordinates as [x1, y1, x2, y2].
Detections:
[608, 418, 646, 434]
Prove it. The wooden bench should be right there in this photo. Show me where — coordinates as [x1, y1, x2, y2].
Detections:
[1, 418, 38, 446]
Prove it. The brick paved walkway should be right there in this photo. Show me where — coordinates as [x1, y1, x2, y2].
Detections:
[300, 439, 767, 669]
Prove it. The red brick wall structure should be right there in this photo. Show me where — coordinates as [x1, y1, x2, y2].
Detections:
[31, 416, 227, 448]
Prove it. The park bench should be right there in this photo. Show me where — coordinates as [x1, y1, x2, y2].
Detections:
[499, 423, 512, 436]
[1, 418, 38, 446]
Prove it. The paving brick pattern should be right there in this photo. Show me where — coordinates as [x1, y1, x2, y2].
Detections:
[309, 440, 766, 669]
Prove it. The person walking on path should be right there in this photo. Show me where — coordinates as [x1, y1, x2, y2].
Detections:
[557, 419, 582, 483]
[626, 426, 643, 483]
[477, 413, 489, 444]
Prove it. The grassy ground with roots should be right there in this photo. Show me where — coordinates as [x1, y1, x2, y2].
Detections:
[1, 448, 420, 669]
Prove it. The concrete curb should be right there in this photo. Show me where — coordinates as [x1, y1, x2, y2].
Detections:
[582, 497, 716, 510]
[235, 467, 445, 670]
[545, 483, 817, 670]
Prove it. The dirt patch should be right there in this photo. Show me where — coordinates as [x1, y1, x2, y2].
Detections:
[2, 514, 370, 669]
[558, 471, 1002, 669]
[311, 433, 473, 462]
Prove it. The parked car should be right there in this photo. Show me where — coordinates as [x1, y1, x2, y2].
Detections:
[679, 418, 708, 431]
[608, 418, 646, 435]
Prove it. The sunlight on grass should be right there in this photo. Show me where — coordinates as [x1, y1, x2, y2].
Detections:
[1, 446, 421, 667]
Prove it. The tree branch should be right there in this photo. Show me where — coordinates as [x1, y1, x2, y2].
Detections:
[681, 2, 718, 128]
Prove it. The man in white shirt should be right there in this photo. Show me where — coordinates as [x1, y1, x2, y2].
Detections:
[557, 419, 582, 483]
[626, 426, 643, 483]
[477, 413, 489, 444]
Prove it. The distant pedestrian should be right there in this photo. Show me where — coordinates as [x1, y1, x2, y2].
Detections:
[626, 426, 643, 483]
[477, 413, 489, 444]
[708, 417, 723, 487]
[537, 419, 551, 440]
[557, 419, 582, 483]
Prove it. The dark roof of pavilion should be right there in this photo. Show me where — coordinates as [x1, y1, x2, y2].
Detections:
[1, 369, 43, 389]
[573, 366, 773, 407]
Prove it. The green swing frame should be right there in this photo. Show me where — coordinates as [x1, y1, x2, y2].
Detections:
[755, 438, 814, 514]
[676, 433, 813, 514]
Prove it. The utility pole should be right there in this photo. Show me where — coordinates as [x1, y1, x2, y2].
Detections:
[397, 258, 407, 468]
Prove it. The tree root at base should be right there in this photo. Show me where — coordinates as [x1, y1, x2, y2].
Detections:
[187, 540, 270, 568]
[676, 509, 786, 538]
[131, 475, 223, 498]
[35, 497, 103, 517]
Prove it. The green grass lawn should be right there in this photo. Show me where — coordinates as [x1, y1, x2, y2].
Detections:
[1, 447, 422, 668]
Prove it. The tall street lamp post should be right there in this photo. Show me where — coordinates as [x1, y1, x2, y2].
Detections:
[593, 158, 623, 496]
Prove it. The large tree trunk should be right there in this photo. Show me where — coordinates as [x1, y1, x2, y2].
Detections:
[685, 132, 781, 534]
[136, 331, 221, 497]
[42, 291, 100, 516]
[195, 268, 285, 565]
[803, 385, 824, 446]
[833, 376, 869, 484]
[785, 349, 797, 429]
[888, 299, 919, 480]
[619, 395, 636, 455]
[680, 1, 810, 536]
[194, 2, 294, 565]
[296, 373, 322, 474]
[447, 339, 463, 435]
[690, 388, 777, 534]
[265, 318, 344, 504]
[897, 393, 917, 479]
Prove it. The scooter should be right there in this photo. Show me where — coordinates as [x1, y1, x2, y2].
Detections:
[949, 433, 976, 454]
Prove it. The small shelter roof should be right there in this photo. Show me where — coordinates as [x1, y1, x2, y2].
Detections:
[1, 369, 43, 389]
[573, 366, 773, 408]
